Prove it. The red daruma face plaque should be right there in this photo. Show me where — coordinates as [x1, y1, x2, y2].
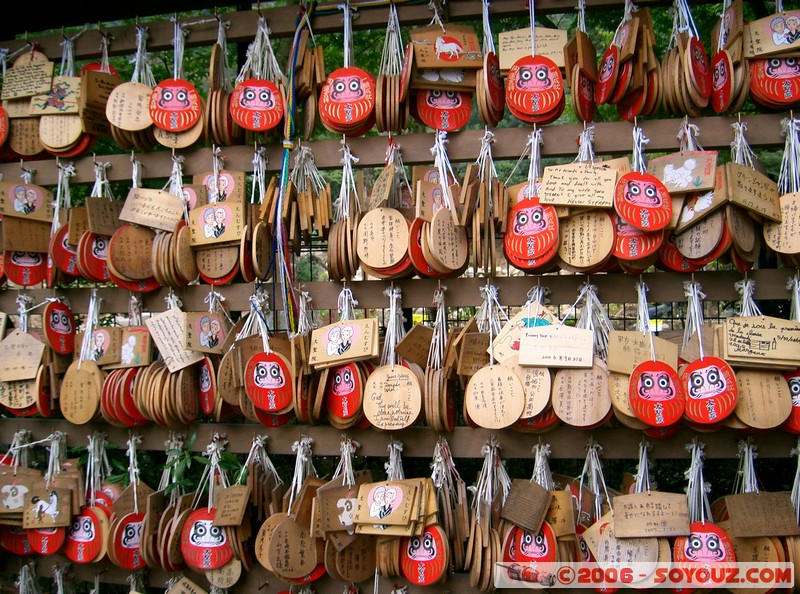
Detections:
[614, 172, 672, 232]
[180, 507, 233, 571]
[506, 55, 564, 117]
[503, 197, 559, 261]
[43, 300, 75, 355]
[244, 352, 293, 413]
[400, 524, 447, 585]
[681, 356, 737, 424]
[319, 67, 376, 130]
[415, 89, 471, 131]
[230, 78, 283, 132]
[149, 78, 202, 132]
[629, 360, 685, 426]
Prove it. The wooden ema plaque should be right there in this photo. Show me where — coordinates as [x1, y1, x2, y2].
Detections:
[464, 364, 525, 429]
[363, 364, 422, 430]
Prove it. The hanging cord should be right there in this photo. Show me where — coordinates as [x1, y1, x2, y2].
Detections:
[476, 129, 498, 213]
[78, 288, 103, 369]
[577, 0, 587, 33]
[131, 26, 156, 88]
[290, 145, 327, 197]
[293, 286, 320, 338]
[51, 160, 75, 237]
[379, 3, 405, 77]
[631, 124, 650, 174]
[159, 432, 186, 504]
[476, 283, 510, 366]
[341, 1, 356, 68]
[578, 439, 613, 521]
[678, 117, 704, 152]
[162, 154, 188, 223]
[529, 0, 537, 55]
[481, 0, 496, 55]
[3, 429, 32, 472]
[380, 284, 405, 368]
[733, 437, 760, 495]
[247, 288, 273, 354]
[215, 15, 233, 92]
[191, 433, 229, 512]
[90, 160, 114, 199]
[170, 16, 189, 80]
[334, 139, 361, 222]
[209, 146, 225, 204]
[385, 439, 405, 481]
[716, 0, 731, 52]
[237, 16, 266, 82]
[337, 285, 359, 322]
[427, 284, 448, 370]
[98, 31, 112, 75]
[130, 152, 143, 189]
[469, 437, 511, 525]
[636, 280, 657, 362]
[287, 435, 317, 511]
[205, 287, 233, 327]
[576, 281, 613, 362]
[16, 561, 41, 594]
[332, 436, 359, 487]
[59, 27, 88, 78]
[682, 280, 707, 358]
[127, 571, 147, 594]
[430, 436, 465, 508]
[730, 119, 756, 168]
[788, 274, 800, 323]
[53, 562, 74, 594]
[127, 434, 142, 514]
[237, 434, 283, 487]
[504, 128, 542, 189]
[525, 283, 550, 324]
[385, 138, 414, 204]
[84, 431, 111, 507]
[575, 125, 596, 165]
[16, 293, 34, 334]
[430, 131, 459, 212]
[633, 440, 653, 493]
[251, 145, 267, 205]
[20, 164, 35, 186]
[531, 441, 555, 490]
[428, 0, 446, 32]
[778, 116, 800, 196]
[735, 277, 762, 317]
[684, 438, 712, 524]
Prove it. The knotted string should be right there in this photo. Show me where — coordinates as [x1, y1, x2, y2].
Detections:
[477, 283, 509, 365]
[131, 26, 156, 88]
[427, 283, 448, 370]
[78, 289, 103, 369]
[430, 131, 458, 211]
[84, 431, 111, 506]
[16, 293, 34, 334]
[337, 285, 358, 322]
[634, 440, 653, 493]
[127, 434, 142, 514]
[730, 119, 756, 168]
[16, 561, 41, 594]
[678, 117, 703, 152]
[788, 274, 800, 323]
[636, 280, 657, 362]
[684, 438, 712, 524]
[778, 116, 800, 196]
[428, 0, 446, 31]
[288, 435, 317, 511]
[216, 15, 233, 92]
[632, 124, 650, 174]
[51, 159, 75, 236]
[531, 441, 555, 490]
[578, 439, 613, 521]
[163, 154, 188, 223]
[293, 286, 320, 338]
[379, 3, 404, 77]
[193, 433, 229, 512]
[3, 429, 32, 472]
[251, 145, 267, 205]
[386, 138, 414, 207]
[791, 439, 800, 523]
[576, 125, 596, 165]
[334, 139, 360, 222]
[735, 277, 762, 317]
[130, 152, 143, 189]
[291, 144, 327, 196]
[481, 0, 496, 55]
[90, 161, 114, 199]
[340, 1, 356, 68]
[98, 31, 112, 75]
[469, 437, 511, 524]
[59, 28, 87, 77]
[717, 0, 731, 52]
[333, 436, 359, 488]
[380, 284, 404, 368]
[733, 438, 760, 494]
[683, 280, 707, 359]
[238, 434, 283, 487]
[576, 282, 613, 362]
[170, 16, 189, 80]
[385, 439, 405, 481]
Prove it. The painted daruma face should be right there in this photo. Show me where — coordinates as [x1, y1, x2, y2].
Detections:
[506, 55, 563, 117]
[253, 360, 286, 389]
[687, 363, 727, 399]
[614, 172, 671, 232]
[149, 78, 201, 132]
[629, 360, 685, 427]
[319, 66, 375, 130]
[415, 89, 471, 131]
[681, 356, 737, 424]
[230, 78, 283, 132]
[503, 198, 559, 262]
[674, 522, 735, 567]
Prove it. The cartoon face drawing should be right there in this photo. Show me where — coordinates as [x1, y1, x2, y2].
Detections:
[69, 516, 95, 542]
[766, 57, 800, 79]
[253, 361, 285, 389]
[188, 519, 225, 547]
[1, 484, 28, 509]
[713, 58, 729, 90]
[637, 372, 676, 401]
[599, 53, 616, 83]
[340, 325, 354, 343]
[92, 236, 108, 260]
[121, 519, 143, 549]
[157, 85, 191, 110]
[688, 364, 727, 399]
[624, 178, 662, 207]
[789, 377, 800, 406]
[407, 532, 437, 561]
[520, 529, 549, 558]
[11, 252, 41, 266]
[513, 205, 547, 235]
[240, 85, 274, 109]
[684, 531, 727, 562]
[426, 89, 462, 108]
[50, 309, 72, 334]
[331, 75, 365, 102]
[336, 497, 356, 527]
[332, 367, 355, 396]
[515, 65, 553, 90]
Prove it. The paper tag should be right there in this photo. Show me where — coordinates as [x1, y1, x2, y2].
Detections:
[725, 492, 800, 537]
[85, 197, 124, 236]
[145, 308, 204, 373]
[2, 61, 54, 100]
[539, 163, 618, 208]
[308, 319, 379, 368]
[724, 316, 800, 363]
[498, 27, 568, 71]
[120, 188, 185, 232]
[519, 325, 594, 368]
[212, 484, 252, 527]
[612, 492, 690, 538]
[0, 330, 45, 382]
[394, 324, 434, 369]
[725, 163, 781, 223]
[607, 330, 679, 375]
[647, 151, 717, 194]
[500, 479, 552, 534]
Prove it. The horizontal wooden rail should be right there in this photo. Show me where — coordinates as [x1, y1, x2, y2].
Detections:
[0, 418, 793, 459]
[0, 113, 788, 186]
[0, 268, 793, 315]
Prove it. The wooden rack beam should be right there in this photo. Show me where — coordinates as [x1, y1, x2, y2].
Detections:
[0, 269, 792, 315]
[0, 0, 698, 61]
[0, 113, 787, 186]
[0, 418, 793, 459]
